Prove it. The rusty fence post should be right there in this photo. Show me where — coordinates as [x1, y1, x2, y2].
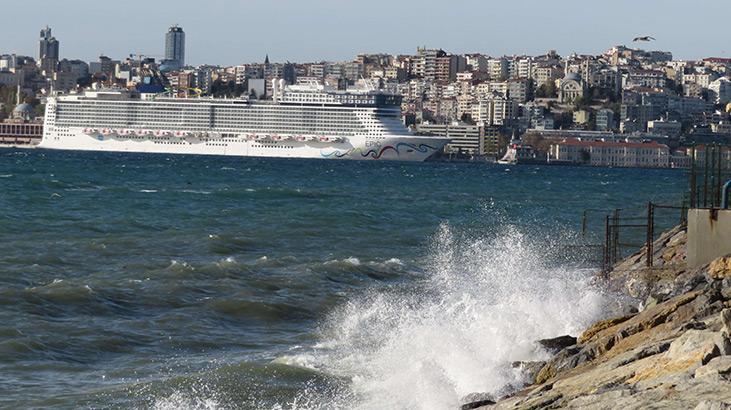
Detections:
[602, 215, 611, 279]
[646, 202, 654, 268]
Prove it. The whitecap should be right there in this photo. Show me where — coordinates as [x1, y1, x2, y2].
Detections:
[180, 189, 211, 194]
[139, 189, 158, 193]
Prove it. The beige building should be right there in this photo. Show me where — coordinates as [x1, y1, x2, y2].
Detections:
[549, 139, 670, 168]
[417, 123, 499, 156]
[559, 73, 585, 103]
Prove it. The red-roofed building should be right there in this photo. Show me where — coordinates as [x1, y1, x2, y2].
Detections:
[549, 138, 670, 168]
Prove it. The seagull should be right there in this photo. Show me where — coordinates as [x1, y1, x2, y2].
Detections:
[633, 36, 656, 42]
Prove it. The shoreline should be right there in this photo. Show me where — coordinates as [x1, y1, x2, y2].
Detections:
[464, 225, 731, 409]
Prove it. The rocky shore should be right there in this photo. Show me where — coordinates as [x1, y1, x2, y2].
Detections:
[465, 225, 731, 409]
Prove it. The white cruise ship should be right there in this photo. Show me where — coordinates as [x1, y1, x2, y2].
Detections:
[40, 81, 448, 161]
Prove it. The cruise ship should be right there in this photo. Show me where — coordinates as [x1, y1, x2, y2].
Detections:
[40, 81, 449, 161]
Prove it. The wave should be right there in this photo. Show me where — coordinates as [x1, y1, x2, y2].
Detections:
[288, 222, 618, 409]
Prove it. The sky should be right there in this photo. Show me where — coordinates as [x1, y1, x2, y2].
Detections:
[2, 0, 731, 66]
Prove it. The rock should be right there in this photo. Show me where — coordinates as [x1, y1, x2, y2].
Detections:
[695, 400, 731, 410]
[694, 356, 731, 379]
[534, 345, 592, 384]
[460, 392, 495, 409]
[722, 309, 731, 334]
[578, 314, 634, 344]
[709, 256, 731, 280]
[536, 335, 577, 353]
[511, 361, 546, 384]
[664, 329, 721, 365]
[644, 293, 665, 310]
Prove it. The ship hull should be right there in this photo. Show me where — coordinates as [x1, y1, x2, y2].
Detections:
[38, 129, 447, 162]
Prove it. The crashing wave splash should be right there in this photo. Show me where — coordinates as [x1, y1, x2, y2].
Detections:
[280, 222, 615, 409]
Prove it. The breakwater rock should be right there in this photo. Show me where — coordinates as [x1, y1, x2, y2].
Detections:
[467, 226, 731, 409]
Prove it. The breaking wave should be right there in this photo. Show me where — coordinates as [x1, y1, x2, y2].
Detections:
[283, 222, 617, 409]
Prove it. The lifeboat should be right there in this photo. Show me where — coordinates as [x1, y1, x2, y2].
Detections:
[255, 135, 268, 141]
[174, 130, 189, 138]
[154, 130, 171, 137]
[294, 135, 306, 142]
[119, 129, 132, 136]
[82, 128, 96, 135]
[270, 135, 284, 141]
[101, 128, 114, 136]
[140, 130, 153, 136]
[319, 136, 331, 142]
[245, 134, 256, 141]
[304, 135, 317, 142]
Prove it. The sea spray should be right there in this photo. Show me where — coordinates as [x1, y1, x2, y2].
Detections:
[304, 222, 616, 409]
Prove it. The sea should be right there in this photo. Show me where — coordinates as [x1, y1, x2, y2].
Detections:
[0, 149, 687, 409]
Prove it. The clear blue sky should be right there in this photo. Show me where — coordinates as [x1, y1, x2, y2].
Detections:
[3, 0, 730, 66]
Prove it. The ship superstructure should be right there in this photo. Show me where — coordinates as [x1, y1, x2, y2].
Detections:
[40, 81, 448, 161]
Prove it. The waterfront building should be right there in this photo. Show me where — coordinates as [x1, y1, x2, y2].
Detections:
[647, 119, 682, 137]
[549, 139, 670, 168]
[0, 92, 43, 146]
[417, 122, 498, 156]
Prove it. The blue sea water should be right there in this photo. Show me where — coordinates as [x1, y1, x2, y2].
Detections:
[0, 149, 686, 409]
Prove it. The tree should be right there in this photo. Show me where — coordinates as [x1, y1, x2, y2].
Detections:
[579, 149, 591, 164]
[535, 82, 558, 98]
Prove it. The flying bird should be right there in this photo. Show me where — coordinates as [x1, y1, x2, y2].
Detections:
[633, 36, 656, 42]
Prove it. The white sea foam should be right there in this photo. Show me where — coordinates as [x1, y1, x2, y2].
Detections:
[152, 391, 220, 410]
[139, 189, 158, 193]
[300, 222, 614, 409]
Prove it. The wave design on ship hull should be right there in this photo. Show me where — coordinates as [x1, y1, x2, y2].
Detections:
[321, 142, 438, 159]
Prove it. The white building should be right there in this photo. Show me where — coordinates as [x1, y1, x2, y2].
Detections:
[549, 139, 670, 168]
[708, 77, 731, 104]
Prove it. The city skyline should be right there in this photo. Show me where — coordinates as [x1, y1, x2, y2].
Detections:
[2, 0, 731, 66]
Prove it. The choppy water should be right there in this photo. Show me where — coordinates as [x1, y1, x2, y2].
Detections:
[0, 149, 685, 409]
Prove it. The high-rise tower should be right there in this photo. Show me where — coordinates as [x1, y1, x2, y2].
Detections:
[39, 26, 59, 76]
[164, 25, 185, 70]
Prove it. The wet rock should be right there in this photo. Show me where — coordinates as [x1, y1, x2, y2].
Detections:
[536, 335, 576, 353]
[578, 314, 634, 344]
[460, 392, 495, 409]
[482, 226, 731, 410]
[511, 361, 545, 384]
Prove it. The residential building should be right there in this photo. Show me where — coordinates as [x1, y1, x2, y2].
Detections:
[708, 77, 731, 104]
[596, 109, 616, 131]
[417, 123, 499, 156]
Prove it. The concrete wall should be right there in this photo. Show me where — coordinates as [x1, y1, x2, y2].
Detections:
[687, 209, 731, 268]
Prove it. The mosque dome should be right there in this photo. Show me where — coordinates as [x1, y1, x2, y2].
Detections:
[563, 72, 581, 82]
[12, 102, 34, 120]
